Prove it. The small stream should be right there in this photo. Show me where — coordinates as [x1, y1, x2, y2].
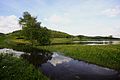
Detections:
[0, 48, 120, 80]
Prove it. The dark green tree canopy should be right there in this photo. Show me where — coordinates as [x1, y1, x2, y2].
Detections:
[19, 12, 51, 45]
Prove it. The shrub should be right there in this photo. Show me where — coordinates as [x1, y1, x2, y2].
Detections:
[0, 53, 48, 80]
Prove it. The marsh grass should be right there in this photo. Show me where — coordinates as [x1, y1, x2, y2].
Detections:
[39, 44, 120, 70]
[1, 35, 120, 70]
[51, 38, 73, 44]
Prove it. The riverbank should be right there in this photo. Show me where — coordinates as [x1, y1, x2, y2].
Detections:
[0, 53, 49, 80]
[0, 35, 120, 72]
[38, 44, 120, 71]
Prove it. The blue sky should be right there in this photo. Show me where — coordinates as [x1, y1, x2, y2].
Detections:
[0, 0, 120, 37]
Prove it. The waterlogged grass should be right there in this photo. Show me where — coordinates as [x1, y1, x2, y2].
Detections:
[51, 38, 73, 44]
[39, 44, 120, 70]
[0, 53, 49, 80]
[51, 37, 80, 44]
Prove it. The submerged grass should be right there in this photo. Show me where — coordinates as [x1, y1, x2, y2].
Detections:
[39, 44, 120, 70]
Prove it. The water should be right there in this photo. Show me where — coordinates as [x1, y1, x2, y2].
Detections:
[41, 52, 119, 80]
[0, 48, 24, 57]
[0, 48, 120, 80]
[73, 41, 120, 45]
[52, 40, 120, 45]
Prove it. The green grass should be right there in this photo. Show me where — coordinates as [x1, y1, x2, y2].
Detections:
[0, 53, 49, 80]
[51, 37, 81, 44]
[0, 34, 31, 48]
[0, 36, 50, 80]
[1, 35, 120, 71]
[39, 44, 120, 70]
[0, 36, 7, 47]
[51, 38, 73, 44]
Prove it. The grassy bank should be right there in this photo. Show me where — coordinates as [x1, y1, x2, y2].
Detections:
[0, 34, 120, 71]
[0, 35, 50, 80]
[51, 38, 73, 44]
[0, 53, 49, 80]
[39, 44, 120, 70]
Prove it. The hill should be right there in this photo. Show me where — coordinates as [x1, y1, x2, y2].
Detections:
[49, 30, 73, 38]
[9, 29, 73, 38]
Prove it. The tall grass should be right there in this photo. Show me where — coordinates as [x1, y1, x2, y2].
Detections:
[0, 53, 49, 80]
[51, 38, 73, 44]
[39, 44, 120, 70]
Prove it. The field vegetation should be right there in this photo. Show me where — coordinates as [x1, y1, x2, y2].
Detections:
[0, 12, 120, 80]
[0, 53, 49, 80]
[39, 44, 120, 70]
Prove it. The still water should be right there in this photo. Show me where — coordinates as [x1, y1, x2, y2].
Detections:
[0, 48, 120, 80]
[52, 40, 120, 45]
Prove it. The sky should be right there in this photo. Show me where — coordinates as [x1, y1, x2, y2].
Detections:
[0, 0, 120, 37]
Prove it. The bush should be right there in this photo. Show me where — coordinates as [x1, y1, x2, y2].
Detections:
[0, 53, 48, 80]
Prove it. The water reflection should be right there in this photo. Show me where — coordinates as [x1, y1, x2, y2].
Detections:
[21, 50, 52, 67]
[73, 41, 113, 45]
[0, 48, 24, 57]
[0, 48, 119, 80]
[41, 53, 120, 80]
[48, 52, 72, 66]
[52, 40, 120, 45]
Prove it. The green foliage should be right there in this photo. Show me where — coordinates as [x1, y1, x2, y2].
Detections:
[37, 27, 51, 45]
[19, 12, 51, 45]
[0, 53, 49, 80]
[0, 34, 8, 48]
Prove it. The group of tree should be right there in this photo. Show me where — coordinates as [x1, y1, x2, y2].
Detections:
[19, 12, 51, 45]
[77, 35, 119, 41]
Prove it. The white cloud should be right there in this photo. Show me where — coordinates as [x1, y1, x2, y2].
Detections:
[0, 15, 21, 33]
[102, 6, 120, 17]
[44, 14, 71, 25]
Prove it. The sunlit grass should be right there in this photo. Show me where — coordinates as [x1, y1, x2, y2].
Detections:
[51, 38, 73, 44]
[39, 44, 120, 70]
[1, 34, 120, 70]
[11, 39, 31, 44]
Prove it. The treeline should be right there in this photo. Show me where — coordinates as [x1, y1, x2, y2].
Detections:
[77, 35, 120, 41]
[0, 33, 5, 36]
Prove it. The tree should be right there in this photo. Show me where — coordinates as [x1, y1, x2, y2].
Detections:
[19, 12, 51, 45]
[108, 35, 113, 39]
